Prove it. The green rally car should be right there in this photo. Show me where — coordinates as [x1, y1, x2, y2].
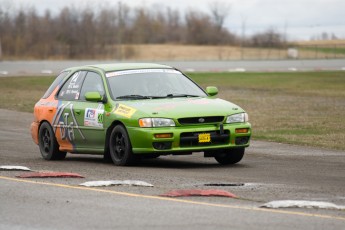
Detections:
[31, 63, 251, 166]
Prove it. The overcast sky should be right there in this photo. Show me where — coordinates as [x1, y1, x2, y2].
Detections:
[3, 0, 345, 40]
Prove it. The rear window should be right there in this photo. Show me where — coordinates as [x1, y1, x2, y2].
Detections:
[42, 71, 70, 99]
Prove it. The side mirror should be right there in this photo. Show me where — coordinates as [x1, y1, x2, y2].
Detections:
[85, 92, 105, 102]
[206, 86, 218, 96]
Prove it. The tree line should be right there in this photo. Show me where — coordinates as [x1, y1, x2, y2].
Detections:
[0, 2, 285, 59]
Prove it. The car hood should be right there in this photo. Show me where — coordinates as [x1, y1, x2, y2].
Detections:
[120, 97, 244, 118]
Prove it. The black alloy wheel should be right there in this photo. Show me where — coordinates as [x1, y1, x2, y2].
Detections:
[38, 122, 67, 160]
[109, 125, 136, 166]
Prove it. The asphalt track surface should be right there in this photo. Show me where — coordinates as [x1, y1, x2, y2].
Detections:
[1, 109, 345, 229]
[0, 59, 345, 76]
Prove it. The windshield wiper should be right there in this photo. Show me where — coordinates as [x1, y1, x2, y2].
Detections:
[165, 94, 200, 98]
[116, 95, 151, 100]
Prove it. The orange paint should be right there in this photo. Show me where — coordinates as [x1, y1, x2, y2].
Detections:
[30, 86, 74, 152]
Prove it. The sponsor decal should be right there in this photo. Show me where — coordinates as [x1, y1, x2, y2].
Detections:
[106, 69, 181, 78]
[114, 104, 137, 118]
[84, 108, 104, 128]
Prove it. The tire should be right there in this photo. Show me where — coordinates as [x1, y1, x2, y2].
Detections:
[109, 125, 137, 166]
[38, 122, 67, 160]
[214, 148, 245, 165]
[103, 150, 113, 163]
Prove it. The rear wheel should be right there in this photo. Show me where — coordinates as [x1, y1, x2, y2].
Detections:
[214, 148, 245, 165]
[109, 125, 137, 166]
[38, 122, 67, 160]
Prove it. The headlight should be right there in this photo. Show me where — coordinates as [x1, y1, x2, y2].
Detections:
[226, 113, 248, 124]
[139, 118, 175, 127]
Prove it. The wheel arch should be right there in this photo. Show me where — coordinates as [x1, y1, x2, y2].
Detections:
[32, 119, 52, 144]
[39, 119, 52, 128]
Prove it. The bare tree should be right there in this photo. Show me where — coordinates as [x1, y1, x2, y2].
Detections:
[0, 3, 239, 59]
[208, 1, 231, 31]
[250, 28, 284, 48]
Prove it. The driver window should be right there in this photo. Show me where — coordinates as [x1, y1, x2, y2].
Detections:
[79, 72, 105, 101]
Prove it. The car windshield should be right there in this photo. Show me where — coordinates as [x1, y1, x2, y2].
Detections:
[106, 69, 207, 100]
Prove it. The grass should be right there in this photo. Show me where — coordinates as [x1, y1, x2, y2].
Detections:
[188, 71, 345, 150]
[0, 76, 55, 112]
[1, 72, 345, 150]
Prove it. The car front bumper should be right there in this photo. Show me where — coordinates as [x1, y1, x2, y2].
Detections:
[127, 123, 251, 154]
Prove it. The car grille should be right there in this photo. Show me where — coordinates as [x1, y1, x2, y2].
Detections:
[180, 130, 230, 147]
[178, 116, 224, 125]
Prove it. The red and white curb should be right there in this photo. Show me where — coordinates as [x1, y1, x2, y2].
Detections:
[16, 172, 84, 178]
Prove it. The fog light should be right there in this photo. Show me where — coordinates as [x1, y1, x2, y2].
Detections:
[154, 133, 173, 138]
[235, 136, 250, 145]
[153, 142, 172, 150]
[235, 128, 249, 133]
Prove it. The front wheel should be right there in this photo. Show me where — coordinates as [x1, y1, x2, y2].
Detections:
[109, 125, 137, 166]
[214, 148, 245, 165]
[38, 122, 67, 160]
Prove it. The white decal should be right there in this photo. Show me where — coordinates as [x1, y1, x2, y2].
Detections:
[59, 112, 74, 141]
[54, 103, 85, 141]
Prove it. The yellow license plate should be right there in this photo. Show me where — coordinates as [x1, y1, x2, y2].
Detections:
[198, 133, 211, 143]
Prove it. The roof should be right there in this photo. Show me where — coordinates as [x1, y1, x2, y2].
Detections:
[86, 63, 173, 72]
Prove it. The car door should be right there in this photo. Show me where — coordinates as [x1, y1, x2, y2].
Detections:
[71, 71, 106, 152]
[55, 71, 87, 152]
